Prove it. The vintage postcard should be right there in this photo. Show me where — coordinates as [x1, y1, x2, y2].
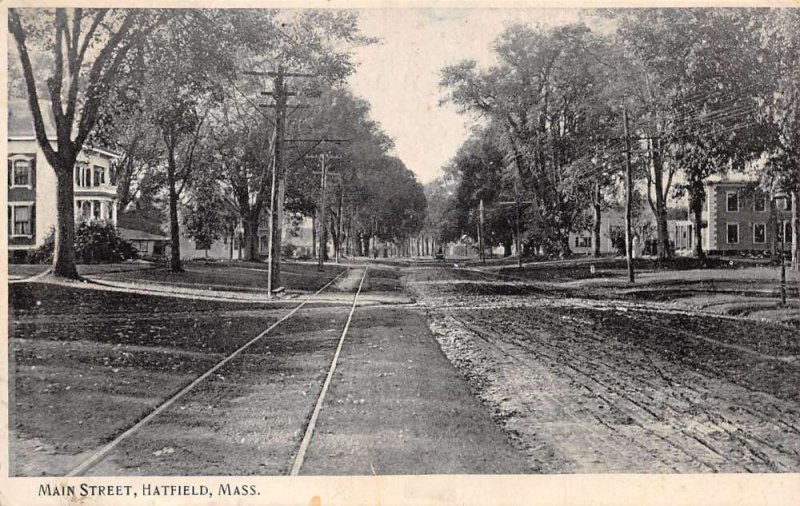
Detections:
[2, 1, 799, 505]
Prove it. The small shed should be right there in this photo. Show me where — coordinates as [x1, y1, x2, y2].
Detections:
[118, 227, 170, 258]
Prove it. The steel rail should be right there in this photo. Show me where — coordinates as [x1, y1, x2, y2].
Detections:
[66, 267, 350, 477]
[289, 267, 368, 475]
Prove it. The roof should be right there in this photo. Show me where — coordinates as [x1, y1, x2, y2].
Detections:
[8, 99, 57, 137]
[118, 227, 170, 242]
[117, 208, 168, 237]
[8, 99, 119, 157]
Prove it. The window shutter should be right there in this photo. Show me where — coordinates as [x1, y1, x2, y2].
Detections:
[7, 159, 11, 187]
[30, 154, 36, 189]
[30, 204, 36, 238]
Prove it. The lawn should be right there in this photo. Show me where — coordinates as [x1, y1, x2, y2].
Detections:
[8, 262, 157, 279]
[91, 260, 347, 293]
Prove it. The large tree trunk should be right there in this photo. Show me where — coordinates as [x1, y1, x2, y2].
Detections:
[592, 191, 602, 258]
[53, 166, 79, 278]
[558, 232, 572, 259]
[792, 190, 799, 271]
[311, 214, 317, 258]
[651, 148, 671, 261]
[770, 195, 778, 260]
[502, 238, 512, 257]
[329, 214, 340, 262]
[166, 146, 183, 273]
[242, 213, 259, 262]
[689, 185, 706, 260]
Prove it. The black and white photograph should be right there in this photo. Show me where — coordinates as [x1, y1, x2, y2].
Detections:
[3, 1, 800, 504]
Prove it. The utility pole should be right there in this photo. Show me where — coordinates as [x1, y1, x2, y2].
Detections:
[266, 135, 277, 297]
[318, 152, 328, 272]
[479, 199, 485, 264]
[781, 215, 787, 306]
[246, 67, 315, 290]
[271, 68, 288, 289]
[337, 188, 344, 264]
[623, 107, 636, 284]
[515, 194, 522, 267]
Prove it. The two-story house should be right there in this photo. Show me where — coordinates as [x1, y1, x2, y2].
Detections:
[704, 180, 793, 255]
[8, 100, 120, 261]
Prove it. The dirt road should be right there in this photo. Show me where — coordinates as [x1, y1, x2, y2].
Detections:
[407, 265, 800, 473]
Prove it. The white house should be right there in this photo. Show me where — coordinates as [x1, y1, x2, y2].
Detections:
[8, 100, 120, 260]
[569, 209, 626, 255]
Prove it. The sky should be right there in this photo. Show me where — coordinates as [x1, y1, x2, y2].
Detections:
[346, 8, 588, 184]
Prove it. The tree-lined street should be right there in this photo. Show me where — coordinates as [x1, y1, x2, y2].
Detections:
[5, 9, 800, 501]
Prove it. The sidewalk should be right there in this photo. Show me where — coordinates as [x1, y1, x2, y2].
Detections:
[299, 305, 530, 475]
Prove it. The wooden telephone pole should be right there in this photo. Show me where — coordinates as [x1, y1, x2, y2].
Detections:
[479, 199, 485, 264]
[245, 67, 315, 291]
[623, 108, 636, 284]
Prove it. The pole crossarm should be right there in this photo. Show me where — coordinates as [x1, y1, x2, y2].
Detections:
[261, 91, 297, 97]
[286, 139, 352, 143]
[496, 200, 537, 206]
[243, 70, 317, 78]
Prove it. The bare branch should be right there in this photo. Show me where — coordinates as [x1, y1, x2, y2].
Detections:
[8, 9, 59, 166]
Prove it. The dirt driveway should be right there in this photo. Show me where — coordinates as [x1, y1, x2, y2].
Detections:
[407, 265, 800, 473]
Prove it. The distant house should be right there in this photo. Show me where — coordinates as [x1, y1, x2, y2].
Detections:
[569, 209, 628, 255]
[115, 208, 170, 258]
[703, 180, 793, 254]
[172, 213, 317, 261]
[8, 100, 120, 261]
[118, 228, 169, 257]
[277, 216, 316, 258]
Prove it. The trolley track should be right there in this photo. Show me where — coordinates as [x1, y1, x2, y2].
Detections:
[64, 267, 359, 477]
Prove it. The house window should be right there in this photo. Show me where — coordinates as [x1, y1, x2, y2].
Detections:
[753, 223, 766, 244]
[777, 222, 793, 244]
[75, 163, 91, 187]
[754, 194, 767, 212]
[93, 200, 102, 220]
[79, 200, 91, 220]
[777, 197, 792, 212]
[726, 223, 739, 244]
[575, 236, 591, 248]
[11, 159, 31, 187]
[8, 204, 33, 236]
[93, 166, 105, 186]
[726, 192, 739, 212]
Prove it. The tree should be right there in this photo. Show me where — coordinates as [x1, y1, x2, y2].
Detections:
[616, 9, 766, 260]
[421, 178, 455, 256]
[759, 10, 800, 270]
[441, 127, 517, 256]
[207, 95, 275, 262]
[9, 8, 162, 278]
[99, 108, 163, 212]
[442, 23, 619, 257]
[287, 85, 394, 258]
[183, 180, 233, 257]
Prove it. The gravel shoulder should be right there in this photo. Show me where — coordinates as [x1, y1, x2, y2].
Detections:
[408, 266, 800, 473]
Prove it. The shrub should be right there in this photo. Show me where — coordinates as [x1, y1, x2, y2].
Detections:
[282, 243, 298, 258]
[27, 222, 139, 264]
[27, 228, 55, 264]
[75, 221, 139, 263]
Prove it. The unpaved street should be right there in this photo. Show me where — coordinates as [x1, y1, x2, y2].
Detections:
[407, 265, 800, 473]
